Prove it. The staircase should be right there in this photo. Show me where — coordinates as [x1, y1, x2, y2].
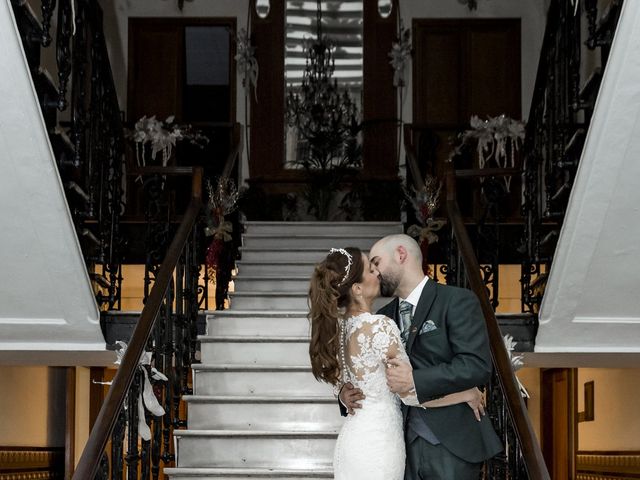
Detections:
[164, 221, 403, 480]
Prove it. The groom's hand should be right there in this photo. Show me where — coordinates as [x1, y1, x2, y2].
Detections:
[339, 382, 365, 415]
[386, 357, 414, 394]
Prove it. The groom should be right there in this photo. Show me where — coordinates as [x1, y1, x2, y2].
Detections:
[340, 234, 502, 479]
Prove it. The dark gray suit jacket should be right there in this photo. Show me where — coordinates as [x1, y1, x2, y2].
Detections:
[378, 280, 503, 463]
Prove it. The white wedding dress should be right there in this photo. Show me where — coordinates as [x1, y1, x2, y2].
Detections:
[333, 312, 418, 480]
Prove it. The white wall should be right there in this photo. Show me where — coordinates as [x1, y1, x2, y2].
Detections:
[578, 368, 640, 451]
[0, 367, 66, 446]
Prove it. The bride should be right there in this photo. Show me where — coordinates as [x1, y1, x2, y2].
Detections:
[308, 247, 485, 480]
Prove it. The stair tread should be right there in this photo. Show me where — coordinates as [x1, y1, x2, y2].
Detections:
[194, 364, 311, 372]
[199, 336, 309, 343]
[184, 395, 334, 403]
[237, 260, 317, 265]
[164, 466, 333, 475]
[240, 246, 363, 251]
[244, 221, 400, 225]
[206, 310, 308, 316]
[243, 233, 382, 238]
[229, 291, 308, 297]
[233, 275, 311, 280]
[175, 429, 338, 437]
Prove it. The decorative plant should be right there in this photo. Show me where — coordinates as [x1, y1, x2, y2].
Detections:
[405, 174, 446, 274]
[204, 177, 241, 282]
[503, 334, 530, 398]
[127, 115, 209, 167]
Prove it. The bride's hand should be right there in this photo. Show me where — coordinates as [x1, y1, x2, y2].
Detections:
[465, 387, 486, 421]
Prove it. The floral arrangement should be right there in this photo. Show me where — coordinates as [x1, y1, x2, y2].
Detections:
[235, 28, 259, 100]
[127, 115, 209, 167]
[449, 114, 525, 169]
[405, 174, 446, 274]
[205, 177, 241, 280]
[388, 24, 411, 88]
[503, 334, 530, 398]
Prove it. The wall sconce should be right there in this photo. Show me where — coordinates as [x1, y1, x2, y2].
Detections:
[578, 380, 595, 422]
[378, 0, 393, 18]
[255, 0, 270, 19]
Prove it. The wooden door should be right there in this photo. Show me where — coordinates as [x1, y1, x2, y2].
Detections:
[541, 368, 578, 480]
[412, 19, 521, 216]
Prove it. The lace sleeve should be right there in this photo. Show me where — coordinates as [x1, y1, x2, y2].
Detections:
[345, 315, 401, 382]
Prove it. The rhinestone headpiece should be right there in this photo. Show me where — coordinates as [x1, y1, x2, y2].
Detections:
[329, 248, 353, 286]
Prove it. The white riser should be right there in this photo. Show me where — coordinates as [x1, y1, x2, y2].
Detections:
[176, 432, 336, 469]
[229, 294, 392, 312]
[193, 367, 333, 397]
[242, 235, 379, 250]
[239, 249, 331, 263]
[206, 313, 310, 337]
[236, 262, 315, 276]
[233, 277, 309, 293]
[244, 221, 403, 236]
[229, 293, 309, 310]
[186, 397, 342, 431]
[164, 467, 333, 480]
[200, 339, 310, 366]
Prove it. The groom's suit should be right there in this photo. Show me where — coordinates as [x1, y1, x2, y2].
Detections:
[378, 278, 503, 478]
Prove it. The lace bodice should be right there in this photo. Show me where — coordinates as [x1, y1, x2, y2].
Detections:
[340, 312, 418, 406]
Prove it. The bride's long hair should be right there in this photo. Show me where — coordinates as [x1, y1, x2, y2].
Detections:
[308, 247, 364, 385]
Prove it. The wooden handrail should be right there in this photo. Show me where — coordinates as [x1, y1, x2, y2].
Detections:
[72, 167, 203, 480]
[445, 165, 550, 480]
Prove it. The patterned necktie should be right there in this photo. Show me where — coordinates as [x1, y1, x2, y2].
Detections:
[399, 300, 413, 345]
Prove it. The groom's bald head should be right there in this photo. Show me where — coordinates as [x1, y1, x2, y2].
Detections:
[369, 234, 424, 297]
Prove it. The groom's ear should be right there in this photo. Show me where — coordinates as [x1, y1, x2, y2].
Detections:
[396, 246, 408, 264]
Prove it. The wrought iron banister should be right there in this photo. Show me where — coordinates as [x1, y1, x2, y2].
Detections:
[445, 166, 550, 480]
[72, 167, 203, 480]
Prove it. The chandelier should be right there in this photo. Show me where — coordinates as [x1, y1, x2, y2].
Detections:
[285, 0, 359, 170]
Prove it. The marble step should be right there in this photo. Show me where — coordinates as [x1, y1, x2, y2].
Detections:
[228, 292, 391, 311]
[175, 430, 336, 469]
[164, 467, 333, 480]
[205, 311, 310, 337]
[235, 261, 316, 276]
[192, 365, 333, 397]
[229, 292, 309, 310]
[243, 221, 403, 236]
[242, 234, 380, 250]
[185, 396, 341, 431]
[233, 276, 310, 293]
[239, 248, 336, 263]
[199, 336, 310, 366]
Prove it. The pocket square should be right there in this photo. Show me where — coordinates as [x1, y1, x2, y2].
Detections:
[419, 320, 438, 335]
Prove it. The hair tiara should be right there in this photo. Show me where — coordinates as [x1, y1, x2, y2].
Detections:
[329, 248, 353, 286]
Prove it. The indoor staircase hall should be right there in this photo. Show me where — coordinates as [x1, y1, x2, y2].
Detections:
[163, 221, 403, 480]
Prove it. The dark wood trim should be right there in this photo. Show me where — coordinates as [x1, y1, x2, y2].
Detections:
[249, 0, 285, 179]
[64, 368, 75, 480]
[89, 368, 105, 430]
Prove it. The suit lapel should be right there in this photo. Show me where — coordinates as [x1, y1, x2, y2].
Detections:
[406, 280, 437, 355]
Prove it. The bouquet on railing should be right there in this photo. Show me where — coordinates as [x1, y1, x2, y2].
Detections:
[449, 114, 525, 191]
[205, 177, 241, 281]
[127, 115, 209, 167]
[503, 334, 530, 398]
[405, 174, 446, 275]
[113, 341, 167, 441]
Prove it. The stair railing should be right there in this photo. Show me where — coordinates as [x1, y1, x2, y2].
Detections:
[445, 166, 550, 480]
[72, 167, 203, 480]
